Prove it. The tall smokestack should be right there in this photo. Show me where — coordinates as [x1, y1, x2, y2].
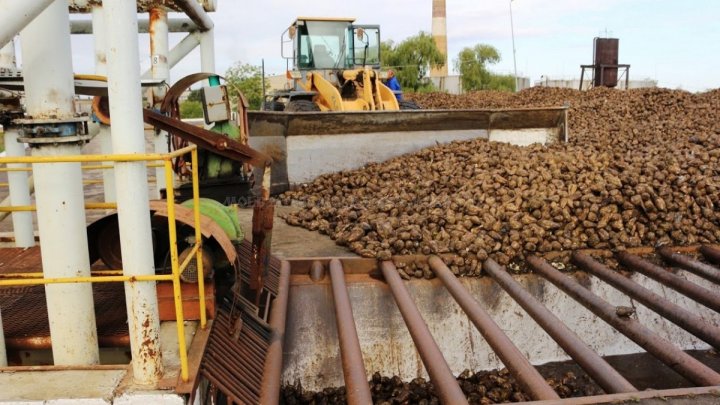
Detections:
[431, 0, 448, 77]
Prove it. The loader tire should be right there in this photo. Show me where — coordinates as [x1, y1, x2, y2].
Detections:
[398, 100, 421, 110]
[286, 100, 321, 112]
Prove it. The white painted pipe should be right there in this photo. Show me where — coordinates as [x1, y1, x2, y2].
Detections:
[0, 41, 33, 248]
[20, 0, 100, 366]
[71, 18, 198, 35]
[4, 130, 35, 248]
[150, 7, 170, 199]
[0, 0, 55, 48]
[0, 40, 16, 68]
[199, 29, 216, 73]
[174, 0, 214, 32]
[141, 32, 200, 80]
[92, 6, 116, 203]
[104, 0, 164, 384]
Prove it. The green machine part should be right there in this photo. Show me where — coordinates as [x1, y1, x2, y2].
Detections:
[181, 198, 244, 242]
[205, 75, 241, 179]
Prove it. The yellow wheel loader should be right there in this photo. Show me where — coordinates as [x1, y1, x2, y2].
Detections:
[265, 17, 419, 112]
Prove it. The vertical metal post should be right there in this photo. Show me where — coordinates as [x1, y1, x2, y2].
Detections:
[200, 29, 216, 73]
[150, 7, 170, 198]
[20, 0, 99, 365]
[1, 40, 34, 248]
[92, 5, 116, 203]
[104, 0, 163, 383]
[0, 0, 55, 48]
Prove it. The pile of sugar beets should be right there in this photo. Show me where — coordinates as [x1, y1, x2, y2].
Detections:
[280, 87, 720, 276]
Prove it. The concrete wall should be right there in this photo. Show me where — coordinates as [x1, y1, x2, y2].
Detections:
[536, 78, 658, 90]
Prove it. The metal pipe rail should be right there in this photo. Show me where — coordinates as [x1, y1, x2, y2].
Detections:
[701, 246, 720, 265]
[616, 252, 720, 313]
[380, 261, 468, 405]
[482, 258, 636, 394]
[259, 260, 291, 405]
[328, 259, 373, 405]
[527, 256, 720, 387]
[573, 252, 720, 349]
[658, 246, 720, 285]
[429, 256, 559, 400]
[0, 145, 206, 382]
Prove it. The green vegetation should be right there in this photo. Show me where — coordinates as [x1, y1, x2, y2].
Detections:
[455, 44, 514, 92]
[179, 100, 204, 119]
[381, 32, 445, 92]
[224, 62, 265, 110]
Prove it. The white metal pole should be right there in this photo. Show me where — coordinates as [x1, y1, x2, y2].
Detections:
[509, 0, 519, 92]
[150, 7, 170, 199]
[0, 40, 16, 67]
[141, 33, 200, 80]
[92, 6, 116, 203]
[0, 41, 34, 248]
[19, 0, 99, 365]
[0, 0, 55, 48]
[200, 29, 216, 73]
[104, 0, 164, 384]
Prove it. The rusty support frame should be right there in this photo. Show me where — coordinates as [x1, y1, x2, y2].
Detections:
[658, 246, 720, 285]
[573, 252, 720, 349]
[259, 260, 291, 405]
[429, 256, 559, 400]
[527, 256, 720, 386]
[616, 252, 720, 313]
[483, 258, 636, 394]
[379, 261, 468, 405]
[328, 259, 373, 405]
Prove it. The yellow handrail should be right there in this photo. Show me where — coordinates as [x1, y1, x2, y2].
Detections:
[0, 144, 205, 383]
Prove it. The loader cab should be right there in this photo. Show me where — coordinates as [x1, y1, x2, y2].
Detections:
[282, 17, 381, 72]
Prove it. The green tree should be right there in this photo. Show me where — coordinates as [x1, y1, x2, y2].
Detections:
[381, 32, 445, 91]
[455, 44, 513, 92]
[179, 100, 204, 119]
[224, 62, 265, 110]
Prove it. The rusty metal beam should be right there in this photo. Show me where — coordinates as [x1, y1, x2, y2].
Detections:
[142, 108, 272, 168]
[429, 256, 559, 400]
[616, 252, 720, 313]
[483, 258, 637, 394]
[574, 252, 720, 349]
[700, 245, 720, 265]
[329, 259, 373, 405]
[379, 261, 468, 405]
[527, 255, 720, 387]
[658, 246, 720, 285]
[259, 260, 291, 405]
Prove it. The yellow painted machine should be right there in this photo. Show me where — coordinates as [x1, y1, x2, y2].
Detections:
[266, 17, 418, 112]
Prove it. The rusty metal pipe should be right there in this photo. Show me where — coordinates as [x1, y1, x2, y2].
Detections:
[259, 260, 291, 404]
[329, 259, 373, 405]
[429, 257, 559, 400]
[527, 255, 720, 386]
[574, 252, 720, 349]
[380, 261, 468, 405]
[483, 258, 636, 394]
[616, 252, 720, 313]
[658, 247, 720, 285]
[700, 246, 720, 265]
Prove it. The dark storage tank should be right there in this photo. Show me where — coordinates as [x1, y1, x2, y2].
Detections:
[593, 37, 619, 87]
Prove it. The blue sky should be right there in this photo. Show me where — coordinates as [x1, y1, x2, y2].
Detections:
[55, 1, 720, 92]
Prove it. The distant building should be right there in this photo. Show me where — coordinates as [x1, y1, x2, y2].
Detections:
[535, 76, 657, 90]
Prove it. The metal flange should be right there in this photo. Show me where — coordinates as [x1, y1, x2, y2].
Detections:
[14, 116, 91, 145]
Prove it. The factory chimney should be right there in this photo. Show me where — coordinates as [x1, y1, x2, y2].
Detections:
[431, 0, 448, 77]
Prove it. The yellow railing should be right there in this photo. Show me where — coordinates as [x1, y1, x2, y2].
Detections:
[0, 145, 205, 382]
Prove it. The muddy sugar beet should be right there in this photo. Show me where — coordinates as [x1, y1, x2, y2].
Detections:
[281, 87, 720, 276]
